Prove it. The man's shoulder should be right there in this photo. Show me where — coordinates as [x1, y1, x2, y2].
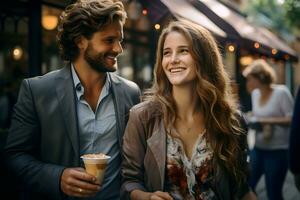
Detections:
[109, 73, 139, 91]
[22, 67, 68, 93]
[26, 67, 65, 84]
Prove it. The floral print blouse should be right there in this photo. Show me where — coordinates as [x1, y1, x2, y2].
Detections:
[165, 132, 217, 200]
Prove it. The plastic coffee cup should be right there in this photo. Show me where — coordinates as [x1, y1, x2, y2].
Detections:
[80, 153, 110, 184]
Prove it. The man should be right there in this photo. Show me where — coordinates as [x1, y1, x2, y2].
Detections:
[289, 87, 300, 191]
[4, 0, 140, 199]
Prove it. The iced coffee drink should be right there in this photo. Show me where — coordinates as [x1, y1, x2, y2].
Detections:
[81, 153, 110, 184]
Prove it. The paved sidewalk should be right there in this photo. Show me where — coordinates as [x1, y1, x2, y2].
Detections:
[247, 130, 300, 200]
[255, 171, 300, 200]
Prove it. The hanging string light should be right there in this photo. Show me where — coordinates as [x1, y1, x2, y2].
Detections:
[271, 49, 278, 55]
[12, 46, 23, 60]
[142, 9, 148, 15]
[228, 44, 235, 52]
[154, 24, 160, 30]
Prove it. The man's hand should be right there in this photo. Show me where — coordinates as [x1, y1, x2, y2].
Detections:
[60, 167, 101, 198]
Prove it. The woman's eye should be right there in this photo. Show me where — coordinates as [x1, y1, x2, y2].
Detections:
[180, 49, 188, 53]
[163, 51, 170, 56]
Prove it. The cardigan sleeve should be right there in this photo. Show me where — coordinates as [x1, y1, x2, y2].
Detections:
[120, 107, 148, 200]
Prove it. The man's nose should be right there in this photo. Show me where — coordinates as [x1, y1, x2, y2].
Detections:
[113, 42, 123, 54]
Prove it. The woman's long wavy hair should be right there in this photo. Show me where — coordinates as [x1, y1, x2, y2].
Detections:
[56, 0, 126, 62]
[145, 20, 248, 185]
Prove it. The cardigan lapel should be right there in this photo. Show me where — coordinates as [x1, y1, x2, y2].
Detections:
[55, 65, 79, 163]
[147, 120, 167, 190]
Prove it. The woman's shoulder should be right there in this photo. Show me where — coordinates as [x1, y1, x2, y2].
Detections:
[129, 100, 162, 121]
[272, 84, 292, 97]
[273, 84, 289, 91]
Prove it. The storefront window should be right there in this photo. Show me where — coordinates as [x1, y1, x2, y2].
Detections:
[0, 15, 28, 129]
[119, 1, 154, 89]
[41, 5, 63, 74]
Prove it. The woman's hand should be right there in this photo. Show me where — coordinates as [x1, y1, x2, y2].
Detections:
[241, 191, 258, 200]
[149, 191, 174, 200]
[130, 190, 173, 200]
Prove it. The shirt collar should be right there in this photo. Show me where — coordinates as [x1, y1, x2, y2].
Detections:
[71, 64, 111, 101]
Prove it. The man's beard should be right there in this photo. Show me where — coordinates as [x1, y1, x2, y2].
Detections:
[84, 44, 117, 73]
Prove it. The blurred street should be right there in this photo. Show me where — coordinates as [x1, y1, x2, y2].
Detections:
[1, 0, 300, 199]
[248, 130, 300, 200]
[256, 171, 300, 200]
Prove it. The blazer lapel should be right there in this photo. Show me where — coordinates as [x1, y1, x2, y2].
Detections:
[55, 66, 79, 162]
[109, 73, 125, 147]
[147, 120, 167, 190]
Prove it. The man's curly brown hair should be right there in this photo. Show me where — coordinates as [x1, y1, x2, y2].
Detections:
[56, 0, 126, 62]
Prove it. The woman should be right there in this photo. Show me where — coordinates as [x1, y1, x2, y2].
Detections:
[121, 20, 256, 200]
[243, 59, 294, 200]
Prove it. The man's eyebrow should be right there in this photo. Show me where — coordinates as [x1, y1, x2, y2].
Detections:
[104, 35, 123, 40]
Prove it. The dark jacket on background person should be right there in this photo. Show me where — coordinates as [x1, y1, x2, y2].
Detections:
[121, 101, 250, 200]
[4, 64, 141, 200]
[289, 87, 300, 191]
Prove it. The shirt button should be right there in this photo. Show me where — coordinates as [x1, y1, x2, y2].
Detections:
[76, 85, 82, 91]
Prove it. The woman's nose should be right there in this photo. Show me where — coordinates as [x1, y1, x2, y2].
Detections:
[170, 54, 180, 64]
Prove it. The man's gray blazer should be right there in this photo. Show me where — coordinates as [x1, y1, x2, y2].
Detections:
[4, 65, 141, 199]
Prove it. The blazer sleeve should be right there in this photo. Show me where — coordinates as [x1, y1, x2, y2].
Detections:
[121, 107, 148, 200]
[4, 79, 65, 199]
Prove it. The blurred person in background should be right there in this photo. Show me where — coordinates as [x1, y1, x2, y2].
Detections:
[121, 20, 256, 200]
[4, 0, 140, 199]
[243, 59, 294, 200]
[289, 86, 300, 191]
